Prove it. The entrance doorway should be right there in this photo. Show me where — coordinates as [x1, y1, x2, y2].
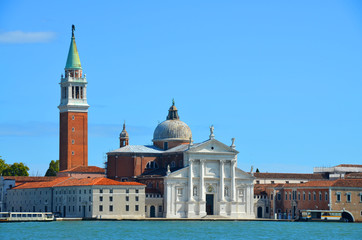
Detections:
[63, 206, 66, 217]
[150, 206, 156, 217]
[257, 207, 263, 218]
[206, 194, 214, 215]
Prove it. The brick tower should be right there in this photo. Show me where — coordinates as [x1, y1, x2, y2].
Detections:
[58, 25, 89, 171]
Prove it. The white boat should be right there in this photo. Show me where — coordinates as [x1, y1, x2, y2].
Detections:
[0, 212, 54, 222]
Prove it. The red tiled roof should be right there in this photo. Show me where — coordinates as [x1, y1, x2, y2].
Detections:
[254, 172, 326, 180]
[335, 164, 362, 168]
[11, 177, 144, 189]
[11, 177, 70, 189]
[332, 179, 362, 187]
[3, 176, 58, 186]
[58, 166, 105, 173]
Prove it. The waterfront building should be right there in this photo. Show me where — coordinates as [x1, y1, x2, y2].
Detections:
[6, 177, 145, 219]
[253, 178, 362, 222]
[107, 102, 255, 218]
[58, 25, 89, 171]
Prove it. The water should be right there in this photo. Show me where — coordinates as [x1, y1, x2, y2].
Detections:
[1, 221, 361, 240]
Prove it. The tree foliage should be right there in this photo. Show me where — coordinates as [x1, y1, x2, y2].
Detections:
[45, 160, 59, 176]
[256, 168, 260, 173]
[2, 162, 30, 176]
[0, 156, 9, 175]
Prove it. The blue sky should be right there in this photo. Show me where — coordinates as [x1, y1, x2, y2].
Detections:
[0, 0, 361, 176]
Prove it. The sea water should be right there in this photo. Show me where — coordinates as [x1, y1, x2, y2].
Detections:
[1, 221, 361, 240]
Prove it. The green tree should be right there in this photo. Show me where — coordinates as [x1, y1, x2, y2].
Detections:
[45, 160, 59, 176]
[2, 162, 29, 176]
[0, 156, 10, 175]
[256, 168, 260, 173]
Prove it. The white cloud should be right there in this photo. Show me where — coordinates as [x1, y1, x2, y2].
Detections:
[0, 31, 56, 43]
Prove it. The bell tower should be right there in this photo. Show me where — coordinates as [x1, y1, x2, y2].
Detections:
[58, 25, 89, 171]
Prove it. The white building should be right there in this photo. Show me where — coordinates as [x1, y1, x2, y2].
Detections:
[6, 177, 146, 219]
[164, 137, 255, 218]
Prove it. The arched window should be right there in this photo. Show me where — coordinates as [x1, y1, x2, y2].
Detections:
[146, 161, 159, 169]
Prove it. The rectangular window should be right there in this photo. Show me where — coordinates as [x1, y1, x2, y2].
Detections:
[285, 193, 288, 201]
[277, 193, 281, 201]
[109, 205, 113, 212]
[89, 206, 91, 212]
[271, 194, 273, 200]
[126, 189, 129, 194]
[336, 192, 341, 202]
[80, 87, 83, 99]
[308, 192, 311, 201]
[271, 181, 274, 184]
[319, 192, 322, 201]
[110, 189, 113, 194]
[126, 205, 129, 211]
[135, 196, 139, 201]
[100, 196, 103, 202]
[126, 196, 129, 201]
[313, 192, 316, 201]
[109, 196, 113, 202]
[135, 189, 139, 194]
[360, 193, 362, 202]
[158, 206, 162, 213]
[303, 192, 306, 201]
[79, 206, 81, 212]
[346, 193, 351, 203]
[135, 205, 139, 211]
[99, 205, 103, 212]
[325, 192, 328, 201]
[72, 86, 75, 99]
[266, 207, 269, 213]
[178, 188, 183, 196]
[100, 189, 103, 194]
[289, 192, 291, 200]
[256, 180, 260, 184]
[298, 192, 301, 201]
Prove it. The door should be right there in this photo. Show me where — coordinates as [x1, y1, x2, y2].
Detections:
[257, 206, 263, 218]
[150, 206, 156, 217]
[206, 194, 214, 215]
[63, 206, 66, 217]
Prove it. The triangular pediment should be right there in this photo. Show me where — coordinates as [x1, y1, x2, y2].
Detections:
[235, 168, 255, 180]
[166, 166, 188, 179]
[187, 138, 238, 154]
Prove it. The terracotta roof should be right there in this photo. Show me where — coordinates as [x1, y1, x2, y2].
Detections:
[254, 172, 326, 180]
[345, 172, 362, 179]
[335, 164, 362, 168]
[11, 177, 144, 189]
[332, 179, 362, 188]
[11, 177, 70, 189]
[58, 166, 105, 173]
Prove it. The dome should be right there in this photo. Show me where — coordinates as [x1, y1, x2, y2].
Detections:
[152, 100, 192, 143]
[153, 119, 192, 142]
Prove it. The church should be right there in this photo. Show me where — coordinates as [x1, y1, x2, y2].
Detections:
[106, 102, 255, 218]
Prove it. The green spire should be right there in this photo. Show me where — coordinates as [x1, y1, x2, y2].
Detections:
[65, 25, 82, 69]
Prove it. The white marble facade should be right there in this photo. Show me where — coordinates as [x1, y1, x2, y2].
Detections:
[164, 138, 255, 219]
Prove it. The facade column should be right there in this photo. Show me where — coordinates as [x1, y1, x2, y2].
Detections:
[200, 159, 205, 201]
[219, 160, 225, 201]
[231, 158, 236, 201]
[188, 159, 193, 201]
